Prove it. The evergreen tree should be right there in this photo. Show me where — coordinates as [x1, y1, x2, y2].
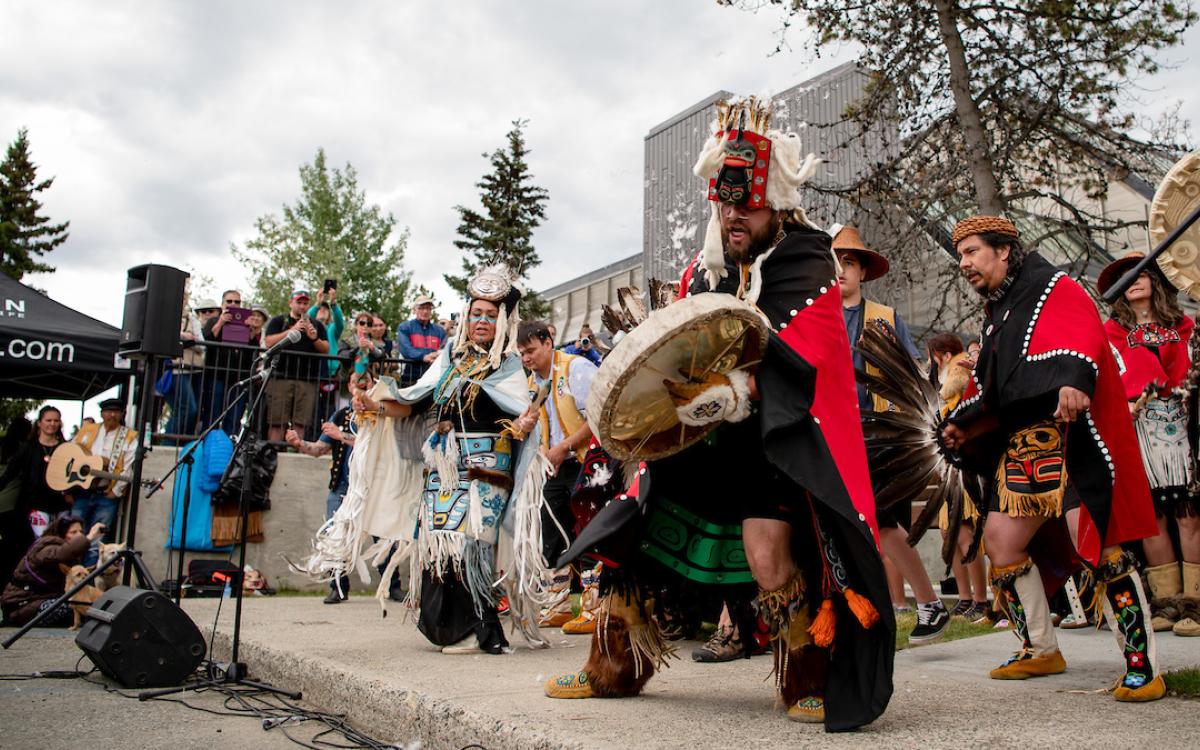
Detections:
[0, 128, 69, 280]
[232, 149, 414, 331]
[409, 283, 439, 309]
[0, 399, 40, 430]
[446, 120, 550, 317]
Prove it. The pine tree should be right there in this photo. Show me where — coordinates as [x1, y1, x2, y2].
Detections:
[446, 120, 550, 317]
[0, 128, 69, 280]
[0, 399, 40, 429]
[232, 148, 414, 330]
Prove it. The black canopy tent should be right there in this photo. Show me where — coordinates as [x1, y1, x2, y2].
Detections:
[0, 272, 130, 400]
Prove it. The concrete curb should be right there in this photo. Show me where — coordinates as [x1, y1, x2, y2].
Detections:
[204, 627, 569, 750]
[184, 597, 1200, 750]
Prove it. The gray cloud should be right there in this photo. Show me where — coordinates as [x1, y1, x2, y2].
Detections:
[2, 0, 1195, 329]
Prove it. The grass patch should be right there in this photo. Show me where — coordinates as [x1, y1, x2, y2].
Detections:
[256, 593, 997, 652]
[1164, 667, 1200, 698]
[894, 610, 997, 651]
[694, 607, 999, 653]
[258, 588, 367, 597]
[267, 588, 324, 597]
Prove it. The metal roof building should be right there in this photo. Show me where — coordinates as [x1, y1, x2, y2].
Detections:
[541, 252, 643, 344]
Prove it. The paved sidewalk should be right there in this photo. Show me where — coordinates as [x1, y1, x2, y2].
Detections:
[0, 630, 303, 750]
[3, 597, 1197, 749]
[169, 596, 1199, 749]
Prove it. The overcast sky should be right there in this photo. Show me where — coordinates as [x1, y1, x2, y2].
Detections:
[1, 1, 853, 324]
[3, 1, 1197, 421]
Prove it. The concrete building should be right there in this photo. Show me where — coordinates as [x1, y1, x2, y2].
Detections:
[541, 252, 643, 344]
[642, 62, 883, 285]
[542, 61, 1172, 342]
[543, 62, 883, 337]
